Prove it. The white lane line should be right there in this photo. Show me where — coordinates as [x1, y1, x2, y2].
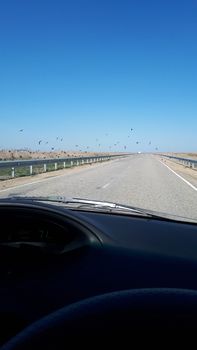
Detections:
[102, 183, 110, 189]
[158, 159, 197, 192]
[0, 173, 70, 193]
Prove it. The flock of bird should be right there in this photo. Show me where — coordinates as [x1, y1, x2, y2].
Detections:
[18, 128, 159, 152]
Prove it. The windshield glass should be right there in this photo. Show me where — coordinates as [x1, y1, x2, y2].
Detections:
[0, 0, 197, 223]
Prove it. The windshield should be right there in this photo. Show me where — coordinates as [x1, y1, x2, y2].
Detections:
[0, 0, 197, 223]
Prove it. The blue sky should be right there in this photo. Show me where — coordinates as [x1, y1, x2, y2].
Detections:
[0, 0, 197, 152]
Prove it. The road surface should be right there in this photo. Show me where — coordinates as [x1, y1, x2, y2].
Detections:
[0, 154, 197, 221]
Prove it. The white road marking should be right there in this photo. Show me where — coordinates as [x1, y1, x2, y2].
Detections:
[102, 183, 110, 189]
[158, 159, 197, 192]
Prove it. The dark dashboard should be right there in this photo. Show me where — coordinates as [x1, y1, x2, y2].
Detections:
[1, 199, 197, 346]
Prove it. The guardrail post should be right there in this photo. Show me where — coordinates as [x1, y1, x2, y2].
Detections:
[11, 167, 15, 178]
[44, 164, 47, 172]
[55, 162, 57, 170]
[30, 165, 33, 175]
[77, 160, 79, 166]
[71, 161, 73, 166]
[63, 161, 66, 168]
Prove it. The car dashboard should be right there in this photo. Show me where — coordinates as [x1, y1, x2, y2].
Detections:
[0, 199, 197, 346]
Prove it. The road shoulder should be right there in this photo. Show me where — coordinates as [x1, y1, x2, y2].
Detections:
[158, 156, 197, 189]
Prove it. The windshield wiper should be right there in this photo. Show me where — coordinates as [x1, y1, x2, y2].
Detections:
[1, 195, 170, 219]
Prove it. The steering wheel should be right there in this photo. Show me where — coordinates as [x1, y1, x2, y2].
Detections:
[2, 288, 197, 348]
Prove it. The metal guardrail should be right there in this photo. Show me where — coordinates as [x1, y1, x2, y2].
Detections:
[0, 154, 126, 179]
[159, 154, 197, 170]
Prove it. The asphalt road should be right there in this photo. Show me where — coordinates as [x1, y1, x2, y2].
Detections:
[0, 154, 197, 221]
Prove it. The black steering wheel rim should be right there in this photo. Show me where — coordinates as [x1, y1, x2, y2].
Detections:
[2, 288, 197, 348]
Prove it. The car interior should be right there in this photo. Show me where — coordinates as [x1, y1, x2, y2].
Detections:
[1, 199, 197, 347]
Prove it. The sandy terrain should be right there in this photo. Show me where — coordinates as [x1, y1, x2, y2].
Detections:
[0, 149, 113, 161]
[163, 153, 197, 160]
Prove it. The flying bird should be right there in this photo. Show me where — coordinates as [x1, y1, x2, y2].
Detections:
[149, 141, 151, 145]
[56, 137, 59, 140]
[60, 138, 63, 141]
[51, 147, 54, 150]
[19, 129, 24, 132]
[131, 128, 133, 131]
[38, 140, 42, 145]
[136, 141, 140, 144]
